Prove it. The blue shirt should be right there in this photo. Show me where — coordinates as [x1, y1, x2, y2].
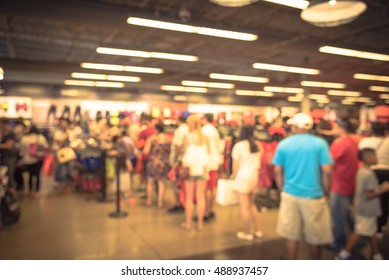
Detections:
[272, 133, 333, 198]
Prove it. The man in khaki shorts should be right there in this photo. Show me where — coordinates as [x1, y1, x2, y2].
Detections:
[272, 113, 334, 259]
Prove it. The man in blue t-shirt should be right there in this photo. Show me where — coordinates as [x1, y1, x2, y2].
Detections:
[273, 113, 334, 260]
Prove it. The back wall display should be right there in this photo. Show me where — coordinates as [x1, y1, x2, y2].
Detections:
[0, 97, 32, 119]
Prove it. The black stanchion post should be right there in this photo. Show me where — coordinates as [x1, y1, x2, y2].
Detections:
[108, 155, 128, 218]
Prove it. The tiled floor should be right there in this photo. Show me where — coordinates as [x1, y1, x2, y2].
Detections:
[0, 177, 388, 260]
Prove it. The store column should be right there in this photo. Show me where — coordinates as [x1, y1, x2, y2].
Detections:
[301, 92, 310, 114]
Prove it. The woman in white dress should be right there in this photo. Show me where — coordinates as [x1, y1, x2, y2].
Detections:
[231, 125, 263, 241]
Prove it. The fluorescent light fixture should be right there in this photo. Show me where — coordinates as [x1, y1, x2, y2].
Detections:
[379, 94, 389, 99]
[264, 86, 304, 94]
[71, 72, 141, 82]
[235, 90, 274, 97]
[316, 99, 329, 104]
[0, 67, 3, 80]
[308, 94, 329, 100]
[328, 90, 361, 97]
[288, 96, 303, 102]
[182, 80, 234, 89]
[369, 86, 389, 92]
[353, 73, 389, 82]
[127, 17, 258, 41]
[319, 46, 389, 62]
[263, 0, 309, 9]
[60, 89, 78, 97]
[341, 100, 355, 105]
[173, 95, 188, 102]
[301, 80, 346, 89]
[253, 62, 320, 75]
[210, 1, 259, 8]
[97, 47, 198, 62]
[343, 97, 372, 103]
[210, 73, 269, 83]
[64, 80, 124, 88]
[161, 85, 208, 93]
[81, 62, 163, 74]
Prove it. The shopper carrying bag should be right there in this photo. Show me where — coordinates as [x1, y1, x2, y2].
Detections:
[216, 178, 238, 206]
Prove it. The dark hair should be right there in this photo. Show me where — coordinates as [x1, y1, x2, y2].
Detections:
[29, 125, 39, 135]
[238, 125, 259, 153]
[371, 122, 386, 136]
[155, 123, 164, 134]
[336, 118, 353, 134]
[178, 115, 187, 123]
[204, 113, 214, 123]
[140, 113, 152, 123]
[1, 118, 10, 125]
[358, 148, 375, 161]
[58, 117, 70, 124]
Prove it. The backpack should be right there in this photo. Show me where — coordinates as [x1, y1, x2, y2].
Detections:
[0, 186, 21, 227]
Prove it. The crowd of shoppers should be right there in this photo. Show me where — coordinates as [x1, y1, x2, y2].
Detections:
[1, 111, 388, 260]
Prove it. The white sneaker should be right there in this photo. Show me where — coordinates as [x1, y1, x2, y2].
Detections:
[254, 231, 264, 238]
[237, 231, 254, 241]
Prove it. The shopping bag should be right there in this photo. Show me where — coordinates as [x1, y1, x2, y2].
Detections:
[42, 154, 54, 176]
[29, 143, 49, 159]
[56, 147, 76, 164]
[216, 179, 239, 206]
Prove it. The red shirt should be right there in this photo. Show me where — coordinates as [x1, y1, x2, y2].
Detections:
[330, 136, 359, 196]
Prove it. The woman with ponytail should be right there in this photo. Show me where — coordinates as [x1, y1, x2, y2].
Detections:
[231, 125, 263, 241]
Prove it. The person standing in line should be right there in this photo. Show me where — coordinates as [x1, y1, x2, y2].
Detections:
[273, 113, 333, 260]
[336, 148, 389, 260]
[329, 118, 359, 251]
[21, 125, 49, 198]
[168, 115, 189, 213]
[144, 123, 171, 208]
[53, 117, 71, 192]
[181, 115, 210, 231]
[0, 118, 18, 191]
[359, 122, 389, 238]
[231, 125, 263, 241]
[201, 113, 221, 221]
[136, 114, 156, 192]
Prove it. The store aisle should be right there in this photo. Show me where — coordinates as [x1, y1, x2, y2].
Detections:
[0, 179, 387, 260]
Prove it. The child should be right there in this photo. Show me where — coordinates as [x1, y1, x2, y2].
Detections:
[336, 148, 389, 260]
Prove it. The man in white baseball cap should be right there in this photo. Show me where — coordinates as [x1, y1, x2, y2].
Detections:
[273, 112, 334, 259]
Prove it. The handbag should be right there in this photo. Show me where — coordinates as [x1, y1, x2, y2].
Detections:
[216, 179, 239, 206]
[29, 135, 49, 159]
[56, 147, 76, 164]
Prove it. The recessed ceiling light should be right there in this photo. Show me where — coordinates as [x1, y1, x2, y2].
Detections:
[264, 86, 304, 94]
[319, 46, 389, 61]
[253, 63, 320, 75]
[328, 90, 361, 97]
[235, 90, 274, 96]
[182, 80, 234, 89]
[80, 63, 164, 74]
[64, 80, 124, 88]
[210, 73, 269, 83]
[301, 80, 346, 89]
[161, 85, 208, 93]
[97, 47, 199, 62]
[353, 73, 389, 82]
[127, 17, 258, 41]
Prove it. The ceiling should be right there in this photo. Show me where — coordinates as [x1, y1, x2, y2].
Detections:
[0, 0, 389, 107]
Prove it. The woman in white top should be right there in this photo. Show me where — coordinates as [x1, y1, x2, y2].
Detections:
[231, 125, 262, 241]
[181, 115, 210, 231]
[21, 125, 49, 197]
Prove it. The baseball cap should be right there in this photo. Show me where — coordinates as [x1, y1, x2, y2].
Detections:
[287, 113, 313, 130]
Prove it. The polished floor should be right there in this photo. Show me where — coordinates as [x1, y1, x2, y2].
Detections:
[1, 176, 388, 260]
